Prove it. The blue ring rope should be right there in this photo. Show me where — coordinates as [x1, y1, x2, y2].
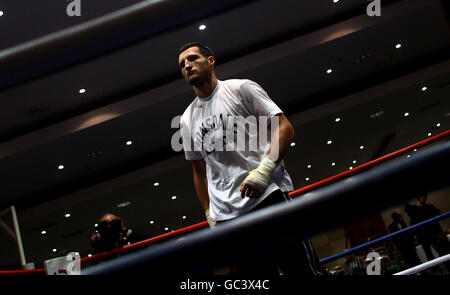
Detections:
[319, 211, 450, 264]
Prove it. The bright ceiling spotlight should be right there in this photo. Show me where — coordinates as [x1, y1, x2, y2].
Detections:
[199, 24, 206, 31]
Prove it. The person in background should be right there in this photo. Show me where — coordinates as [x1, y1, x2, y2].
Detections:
[388, 211, 421, 268]
[405, 196, 450, 272]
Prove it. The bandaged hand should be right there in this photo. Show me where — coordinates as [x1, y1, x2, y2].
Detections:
[205, 208, 216, 229]
[240, 157, 277, 198]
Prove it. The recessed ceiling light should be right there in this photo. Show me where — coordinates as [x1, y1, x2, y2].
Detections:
[395, 43, 402, 49]
[352, 160, 357, 164]
[88, 254, 92, 257]
[164, 227, 169, 231]
[349, 167, 353, 170]
[153, 182, 159, 187]
[436, 123, 440, 127]
[427, 132, 432, 137]
[149, 220, 154, 224]
[182, 216, 187, 219]
[126, 140, 133, 146]
[117, 201, 131, 208]
[331, 162, 336, 166]
[370, 110, 384, 118]
[94, 223, 98, 227]
[404, 112, 409, 117]
[335, 117, 341, 122]
[290, 142, 296, 147]
[333, 0, 339, 3]
[307, 164, 312, 168]
[41, 230, 47, 235]
[327, 140, 332, 145]
[171, 196, 177, 200]
[406, 155, 411, 158]
[305, 177, 310, 181]
[421, 86, 427, 92]
[360, 145, 364, 150]
[199, 24, 206, 31]
[65, 213, 71, 218]
[52, 248, 57, 253]
[78, 88, 86, 94]
[58, 164, 64, 170]
[326, 69, 333, 74]
[0, 11, 4, 17]
[413, 149, 417, 152]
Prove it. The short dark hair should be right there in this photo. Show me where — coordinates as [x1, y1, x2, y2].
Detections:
[178, 42, 214, 58]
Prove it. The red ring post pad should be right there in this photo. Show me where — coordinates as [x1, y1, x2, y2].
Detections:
[0, 129, 448, 274]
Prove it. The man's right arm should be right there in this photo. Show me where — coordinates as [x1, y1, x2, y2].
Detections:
[192, 159, 209, 211]
[192, 159, 217, 228]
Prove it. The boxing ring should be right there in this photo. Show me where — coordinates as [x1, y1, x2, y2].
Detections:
[0, 0, 449, 275]
[0, 130, 448, 275]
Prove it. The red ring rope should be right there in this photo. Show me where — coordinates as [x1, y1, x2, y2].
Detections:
[1, 129, 448, 275]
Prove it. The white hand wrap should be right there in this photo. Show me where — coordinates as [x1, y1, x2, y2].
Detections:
[205, 209, 216, 229]
[242, 157, 277, 192]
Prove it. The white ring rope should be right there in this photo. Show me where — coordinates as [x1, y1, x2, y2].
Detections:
[393, 253, 450, 275]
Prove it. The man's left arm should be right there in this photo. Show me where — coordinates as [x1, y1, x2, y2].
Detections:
[240, 113, 295, 198]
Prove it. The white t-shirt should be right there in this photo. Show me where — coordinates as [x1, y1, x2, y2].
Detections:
[180, 79, 293, 221]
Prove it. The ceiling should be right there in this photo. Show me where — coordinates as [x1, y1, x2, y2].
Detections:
[0, 0, 449, 269]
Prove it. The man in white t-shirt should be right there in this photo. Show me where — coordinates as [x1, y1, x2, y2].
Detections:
[178, 42, 325, 275]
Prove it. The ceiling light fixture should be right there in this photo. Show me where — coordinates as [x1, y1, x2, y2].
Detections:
[165, 227, 169, 231]
[360, 145, 364, 150]
[171, 196, 177, 200]
[436, 123, 440, 127]
[65, 213, 71, 218]
[327, 140, 332, 145]
[421, 86, 427, 92]
[58, 164, 64, 170]
[52, 249, 57, 253]
[290, 142, 296, 147]
[404, 112, 409, 117]
[116, 201, 131, 208]
[352, 160, 357, 164]
[395, 43, 402, 49]
[331, 162, 336, 166]
[199, 24, 206, 31]
[305, 177, 310, 181]
[126, 140, 133, 146]
[41, 230, 47, 235]
[149, 220, 154, 224]
[307, 164, 312, 168]
[428, 132, 432, 137]
[326, 69, 333, 74]
[333, 0, 339, 3]
[0, 11, 4, 17]
[335, 118, 341, 122]
[153, 182, 159, 187]
[349, 167, 353, 170]
[78, 89, 86, 94]
[182, 216, 187, 219]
